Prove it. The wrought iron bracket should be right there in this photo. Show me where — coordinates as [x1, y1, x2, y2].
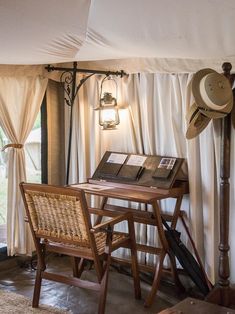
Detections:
[45, 62, 127, 184]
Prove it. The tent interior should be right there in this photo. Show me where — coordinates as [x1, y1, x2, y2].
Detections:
[1, 0, 235, 312]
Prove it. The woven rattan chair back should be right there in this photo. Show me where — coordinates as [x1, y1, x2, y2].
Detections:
[22, 184, 91, 247]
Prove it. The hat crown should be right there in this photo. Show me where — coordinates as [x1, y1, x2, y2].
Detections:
[192, 68, 233, 116]
[203, 73, 232, 106]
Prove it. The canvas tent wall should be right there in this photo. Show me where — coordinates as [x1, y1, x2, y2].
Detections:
[0, 0, 235, 285]
[0, 0, 235, 71]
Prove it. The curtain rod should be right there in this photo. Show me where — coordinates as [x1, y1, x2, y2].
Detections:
[45, 62, 127, 77]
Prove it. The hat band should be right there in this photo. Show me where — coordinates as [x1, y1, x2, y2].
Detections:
[200, 76, 229, 111]
[189, 107, 209, 124]
[189, 107, 200, 123]
[198, 106, 227, 115]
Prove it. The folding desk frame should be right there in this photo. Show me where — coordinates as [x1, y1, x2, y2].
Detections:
[73, 179, 189, 307]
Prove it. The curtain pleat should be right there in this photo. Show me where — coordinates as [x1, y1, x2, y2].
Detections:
[46, 80, 65, 185]
[0, 76, 48, 255]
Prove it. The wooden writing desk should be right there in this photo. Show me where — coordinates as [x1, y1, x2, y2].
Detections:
[72, 179, 189, 307]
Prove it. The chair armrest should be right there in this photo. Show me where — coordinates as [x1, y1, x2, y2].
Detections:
[90, 212, 132, 233]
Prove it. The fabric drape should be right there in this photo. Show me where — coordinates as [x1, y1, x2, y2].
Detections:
[65, 73, 233, 283]
[0, 76, 48, 255]
[46, 80, 65, 185]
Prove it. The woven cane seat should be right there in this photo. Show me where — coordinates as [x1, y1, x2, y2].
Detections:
[94, 231, 128, 254]
[43, 231, 128, 256]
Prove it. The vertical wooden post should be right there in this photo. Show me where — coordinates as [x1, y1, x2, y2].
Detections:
[218, 63, 232, 304]
[206, 62, 235, 307]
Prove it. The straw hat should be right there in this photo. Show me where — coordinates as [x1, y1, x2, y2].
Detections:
[186, 103, 211, 139]
[192, 68, 233, 119]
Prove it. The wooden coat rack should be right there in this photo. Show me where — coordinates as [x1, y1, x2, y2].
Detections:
[206, 62, 235, 307]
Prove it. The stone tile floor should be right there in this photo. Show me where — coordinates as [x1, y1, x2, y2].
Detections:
[0, 254, 193, 314]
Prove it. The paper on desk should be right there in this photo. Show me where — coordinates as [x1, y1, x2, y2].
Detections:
[107, 153, 128, 164]
[158, 157, 176, 170]
[126, 155, 147, 166]
[72, 183, 113, 191]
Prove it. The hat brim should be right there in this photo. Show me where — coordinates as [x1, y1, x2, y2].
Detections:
[198, 105, 230, 119]
[192, 68, 233, 118]
[186, 103, 211, 139]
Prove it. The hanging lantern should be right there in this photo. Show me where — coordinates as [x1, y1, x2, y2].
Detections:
[95, 76, 120, 130]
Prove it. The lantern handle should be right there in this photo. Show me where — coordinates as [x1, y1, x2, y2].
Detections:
[99, 75, 118, 103]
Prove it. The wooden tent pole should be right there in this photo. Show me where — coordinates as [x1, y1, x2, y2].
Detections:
[206, 62, 235, 307]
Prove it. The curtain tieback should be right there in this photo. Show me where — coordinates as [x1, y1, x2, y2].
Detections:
[2, 143, 24, 151]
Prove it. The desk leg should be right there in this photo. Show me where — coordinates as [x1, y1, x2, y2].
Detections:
[144, 201, 169, 307]
[94, 197, 108, 225]
[145, 201, 184, 307]
[180, 214, 213, 291]
[169, 196, 186, 292]
[144, 251, 166, 307]
[71, 257, 86, 278]
[152, 201, 169, 251]
[171, 196, 183, 229]
[162, 196, 185, 292]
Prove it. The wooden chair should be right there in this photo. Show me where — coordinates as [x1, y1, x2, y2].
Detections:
[20, 182, 141, 314]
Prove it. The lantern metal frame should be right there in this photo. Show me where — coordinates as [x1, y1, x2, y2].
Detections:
[95, 76, 120, 130]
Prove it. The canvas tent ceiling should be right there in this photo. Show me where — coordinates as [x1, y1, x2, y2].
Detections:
[1, 0, 235, 72]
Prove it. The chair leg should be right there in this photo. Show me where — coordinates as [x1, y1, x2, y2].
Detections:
[32, 268, 42, 307]
[144, 252, 165, 307]
[98, 226, 113, 314]
[98, 257, 111, 314]
[32, 242, 46, 308]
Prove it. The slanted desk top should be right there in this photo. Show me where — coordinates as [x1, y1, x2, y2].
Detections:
[72, 180, 189, 203]
[91, 151, 186, 189]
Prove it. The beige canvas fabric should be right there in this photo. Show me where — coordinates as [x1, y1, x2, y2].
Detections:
[0, 76, 48, 255]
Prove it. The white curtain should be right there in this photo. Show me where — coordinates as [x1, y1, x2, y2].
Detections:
[0, 76, 48, 256]
[66, 73, 234, 283]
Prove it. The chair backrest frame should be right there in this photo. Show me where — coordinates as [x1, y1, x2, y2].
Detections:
[20, 182, 102, 275]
